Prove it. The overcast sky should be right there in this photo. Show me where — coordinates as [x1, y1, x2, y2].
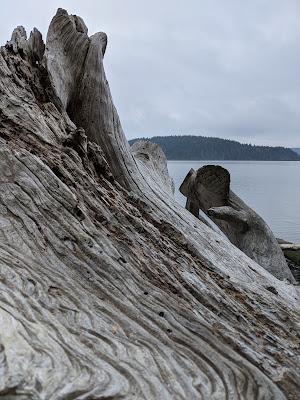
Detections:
[1, 1, 300, 146]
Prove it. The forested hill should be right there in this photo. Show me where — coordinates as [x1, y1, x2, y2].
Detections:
[129, 136, 300, 161]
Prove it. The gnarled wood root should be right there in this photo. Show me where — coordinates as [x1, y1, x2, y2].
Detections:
[180, 165, 295, 282]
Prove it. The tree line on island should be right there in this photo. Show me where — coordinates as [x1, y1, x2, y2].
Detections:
[129, 135, 300, 161]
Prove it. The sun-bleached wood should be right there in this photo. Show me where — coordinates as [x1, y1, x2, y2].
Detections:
[280, 244, 300, 251]
[180, 165, 295, 282]
[0, 9, 299, 400]
[131, 139, 175, 195]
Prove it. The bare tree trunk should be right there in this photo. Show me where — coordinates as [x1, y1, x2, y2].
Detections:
[0, 9, 299, 400]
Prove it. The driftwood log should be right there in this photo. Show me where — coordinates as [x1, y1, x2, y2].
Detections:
[280, 244, 300, 251]
[0, 8, 300, 400]
[279, 242, 300, 272]
[180, 166, 295, 283]
[131, 139, 175, 196]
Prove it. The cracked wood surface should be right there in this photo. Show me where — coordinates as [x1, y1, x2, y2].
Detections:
[0, 8, 299, 400]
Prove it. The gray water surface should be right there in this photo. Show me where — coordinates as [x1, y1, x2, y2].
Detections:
[168, 160, 300, 243]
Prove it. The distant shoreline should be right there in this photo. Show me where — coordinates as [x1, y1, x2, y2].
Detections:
[129, 136, 300, 161]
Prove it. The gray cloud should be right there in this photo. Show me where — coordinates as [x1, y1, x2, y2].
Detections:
[1, 0, 300, 146]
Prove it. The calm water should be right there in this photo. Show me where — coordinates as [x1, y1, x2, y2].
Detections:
[168, 160, 300, 243]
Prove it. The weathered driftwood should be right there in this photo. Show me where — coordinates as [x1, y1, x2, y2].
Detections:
[279, 243, 300, 269]
[280, 244, 300, 251]
[0, 9, 299, 400]
[131, 139, 175, 195]
[180, 165, 295, 282]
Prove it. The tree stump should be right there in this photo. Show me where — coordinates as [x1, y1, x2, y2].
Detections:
[180, 165, 295, 282]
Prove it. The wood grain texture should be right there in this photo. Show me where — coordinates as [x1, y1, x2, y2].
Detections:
[180, 165, 295, 283]
[0, 9, 299, 400]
